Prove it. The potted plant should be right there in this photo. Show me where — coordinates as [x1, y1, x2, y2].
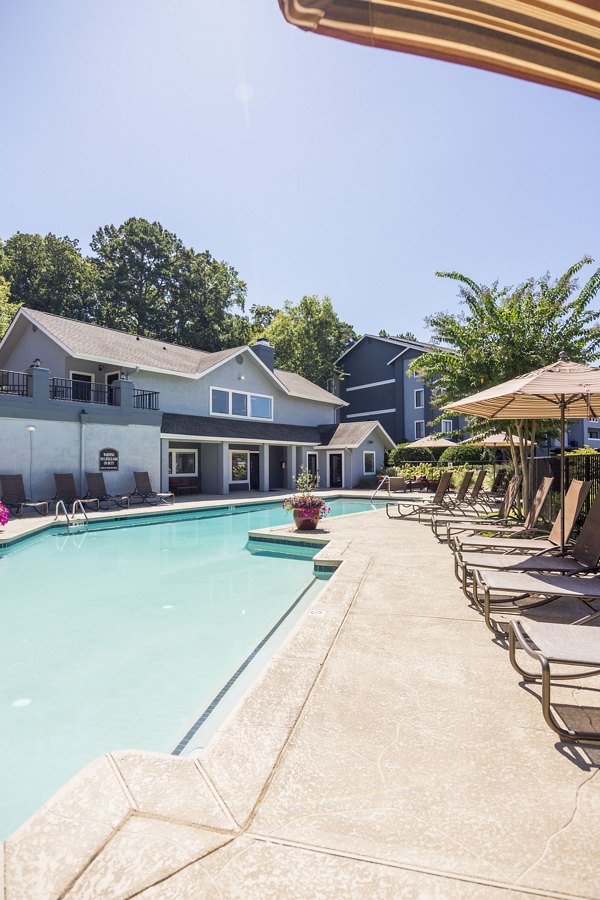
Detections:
[282, 467, 330, 531]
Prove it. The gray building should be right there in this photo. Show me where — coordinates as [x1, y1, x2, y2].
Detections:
[0, 308, 394, 500]
[334, 334, 459, 445]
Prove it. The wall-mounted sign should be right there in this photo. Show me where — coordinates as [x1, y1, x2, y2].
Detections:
[99, 448, 119, 471]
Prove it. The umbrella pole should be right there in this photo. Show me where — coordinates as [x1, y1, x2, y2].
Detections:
[560, 397, 565, 554]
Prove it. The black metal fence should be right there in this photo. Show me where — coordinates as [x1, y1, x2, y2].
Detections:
[531, 454, 600, 524]
[0, 369, 31, 396]
[133, 389, 160, 410]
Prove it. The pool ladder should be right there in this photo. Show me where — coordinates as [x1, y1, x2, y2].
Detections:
[54, 500, 89, 526]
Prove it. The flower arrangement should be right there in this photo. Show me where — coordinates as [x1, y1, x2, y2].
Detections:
[0, 502, 9, 527]
[282, 466, 330, 527]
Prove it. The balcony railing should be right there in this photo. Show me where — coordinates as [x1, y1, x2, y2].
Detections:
[133, 389, 160, 410]
[50, 378, 110, 405]
[0, 369, 31, 397]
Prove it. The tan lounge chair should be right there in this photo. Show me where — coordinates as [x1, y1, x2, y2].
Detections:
[85, 472, 130, 510]
[0, 474, 49, 517]
[130, 471, 174, 505]
[385, 471, 452, 520]
[509, 619, 600, 744]
[431, 474, 522, 541]
[54, 473, 100, 512]
[451, 479, 590, 554]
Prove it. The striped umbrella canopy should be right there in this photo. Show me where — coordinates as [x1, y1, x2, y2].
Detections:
[444, 353, 600, 550]
[405, 434, 455, 448]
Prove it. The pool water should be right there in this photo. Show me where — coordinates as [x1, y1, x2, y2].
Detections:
[0, 497, 384, 837]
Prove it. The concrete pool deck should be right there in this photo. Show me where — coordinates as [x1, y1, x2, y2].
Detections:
[2, 503, 600, 898]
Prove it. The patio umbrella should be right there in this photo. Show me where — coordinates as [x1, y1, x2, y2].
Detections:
[461, 432, 531, 448]
[444, 352, 600, 552]
[405, 434, 455, 448]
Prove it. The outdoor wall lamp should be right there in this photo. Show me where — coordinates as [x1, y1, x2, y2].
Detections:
[30, 358, 41, 367]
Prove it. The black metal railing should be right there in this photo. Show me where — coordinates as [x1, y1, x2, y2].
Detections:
[133, 389, 160, 410]
[50, 378, 110, 405]
[0, 369, 31, 397]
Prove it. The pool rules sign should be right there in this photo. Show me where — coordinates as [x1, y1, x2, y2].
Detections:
[99, 448, 119, 471]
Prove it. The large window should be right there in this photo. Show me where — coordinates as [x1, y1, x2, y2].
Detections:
[210, 386, 273, 420]
[363, 450, 376, 475]
[168, 449, 198, 476]
[415, 420, 425, 440]
[414, 389, 424, 409]
[589, 428, 600, 440]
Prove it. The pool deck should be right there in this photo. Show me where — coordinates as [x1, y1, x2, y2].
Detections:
[3, 499, 600, 898]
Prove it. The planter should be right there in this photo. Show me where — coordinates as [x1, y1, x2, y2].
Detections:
[293, 509, 321, 531]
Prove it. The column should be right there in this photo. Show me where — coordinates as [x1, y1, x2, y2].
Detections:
[288, 445, 297, 490]
[259, 443, 269, 492]
[220, 443, 230, 495]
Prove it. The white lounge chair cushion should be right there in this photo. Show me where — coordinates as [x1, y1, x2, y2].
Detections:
[462, 552, 586, 573]
[518, 620, 600, 666]
[478, 571, 600, 598]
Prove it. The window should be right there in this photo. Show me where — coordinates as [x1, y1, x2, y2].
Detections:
[414, 389, 424, 409]
[231, 392, 247, 416]
[168, 449, 198, 476]
[415, 420, 425, 439]
[231, 451, 249, 482]
[210, 387, 273, 419]
[588, 429, 600, 440]
[441, 419, 453, 434]
[250, 395, 271, 418]
[363, 450, 376, 475]
[211, 389, 229, 414]
[307, 452, 318, 476]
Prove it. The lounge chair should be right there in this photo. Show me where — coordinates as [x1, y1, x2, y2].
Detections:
[0, 474, 49, 517]
[85, 472, 130, 510]
[54, 473, 100, 512]
[451, 479, 590, 554]
[130, 471, 174, 505]
[430, 474, 522, 541]
[385, 471, 452, 520]
[509, 619, 600, 744]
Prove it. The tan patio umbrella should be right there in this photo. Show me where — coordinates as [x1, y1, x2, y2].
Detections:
[405, 434, 455, 448]
[462, 432, 531, 448]
[444, 352, 600, 551]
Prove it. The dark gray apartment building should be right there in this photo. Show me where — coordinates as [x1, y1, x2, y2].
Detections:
[333, 334, 459, 445]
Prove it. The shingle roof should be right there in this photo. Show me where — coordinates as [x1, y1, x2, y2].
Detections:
[17, 308, 344, 404]
[161, 414, 394, 448]
[317, 421, 394, 449]
[162, 413, 321, 444]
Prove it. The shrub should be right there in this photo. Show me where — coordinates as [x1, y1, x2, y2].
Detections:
[388, 444, 435, 465]
[567, 446, 600, 455]
[438, 444, 492, 465]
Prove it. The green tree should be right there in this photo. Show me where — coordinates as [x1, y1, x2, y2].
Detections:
[260, 295, 357, 386]
[91, 218, 247, 349]
[0, 274, 20, 336]
[1, 232, 97, 320]
[411, 258, 600, 507]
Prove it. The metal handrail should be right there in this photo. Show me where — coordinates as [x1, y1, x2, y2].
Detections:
[71, 500, 89, 523]
[370, 476, 391, 501]
[54, 500, 70, 523]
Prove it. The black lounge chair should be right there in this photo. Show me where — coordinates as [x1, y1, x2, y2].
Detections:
[130, 471, 174, 505]
[85, 472, 129, 510]
[0, 474, 49, 517]
[53, 473, 100, 512]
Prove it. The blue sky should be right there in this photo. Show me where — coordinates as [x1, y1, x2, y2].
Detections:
[1, 0, 598, 339]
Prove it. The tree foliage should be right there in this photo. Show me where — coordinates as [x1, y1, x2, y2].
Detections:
[411, 258, 600, 507]
[257, 295, 357, 386]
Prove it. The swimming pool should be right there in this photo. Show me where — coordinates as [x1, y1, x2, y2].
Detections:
[0, 496, 384, 837]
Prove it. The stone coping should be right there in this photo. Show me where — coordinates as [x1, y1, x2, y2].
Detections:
[4, 507, 600, 897]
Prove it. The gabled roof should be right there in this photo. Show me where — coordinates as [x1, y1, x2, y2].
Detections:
[316, 420, 395, 450]
[335, 333, 444, 365]
[3, 308, 345, 406]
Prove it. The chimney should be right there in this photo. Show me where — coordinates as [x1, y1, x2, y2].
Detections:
[251, 338, 275, 371]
